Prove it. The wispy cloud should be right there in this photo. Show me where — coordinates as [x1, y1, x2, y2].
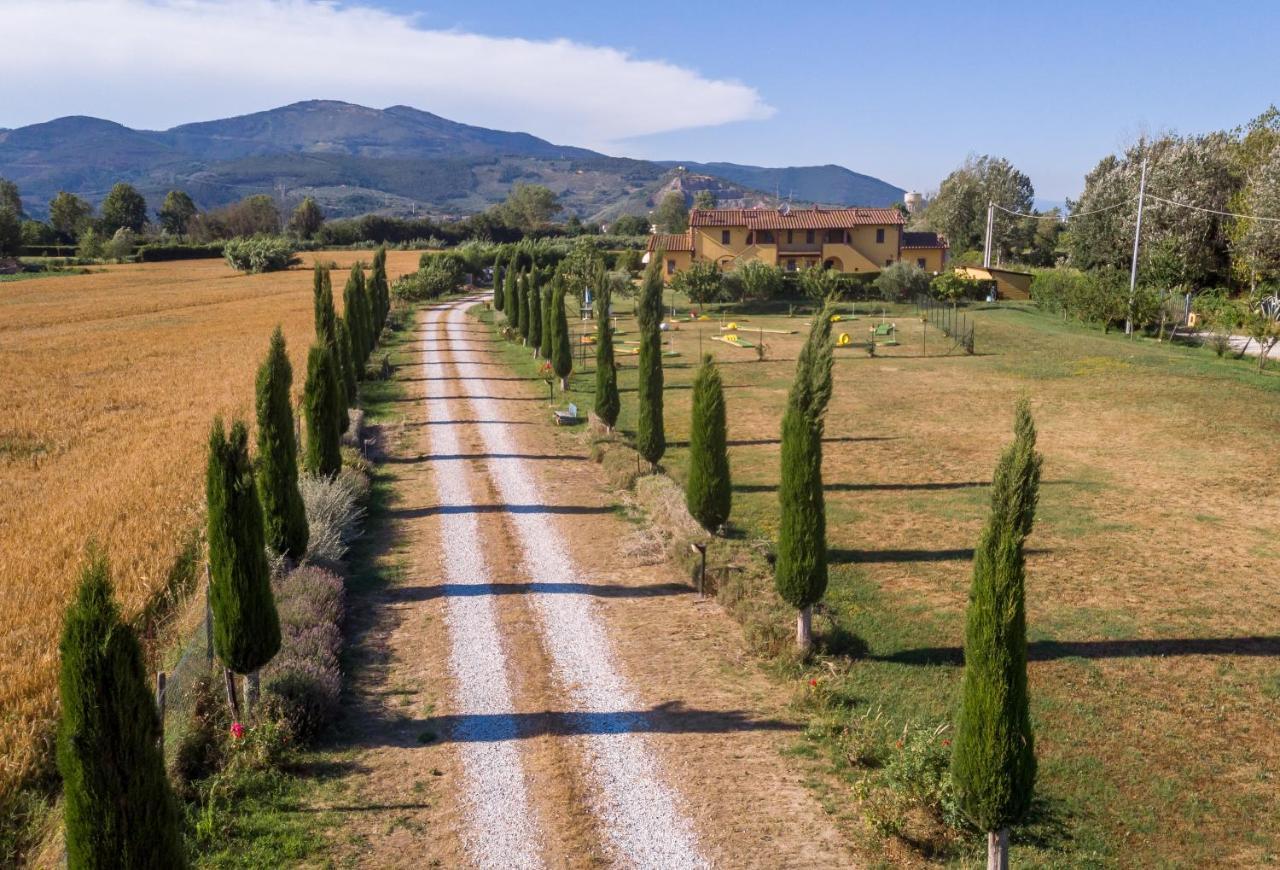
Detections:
[0, 0, 773, 149]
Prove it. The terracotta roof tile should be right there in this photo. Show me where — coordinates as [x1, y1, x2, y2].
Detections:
[646, 233, 693, 252]
[901, 231, 949, 249]
[689, 207, 905, 230]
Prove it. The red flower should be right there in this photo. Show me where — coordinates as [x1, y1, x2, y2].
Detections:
[230, 722, 245, 740]
[942, 739, 951, 747]
[895, 740, 904, 749]
[809, 678, 818, 688]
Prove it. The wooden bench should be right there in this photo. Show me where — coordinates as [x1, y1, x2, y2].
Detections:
[553, 402, 581, 426]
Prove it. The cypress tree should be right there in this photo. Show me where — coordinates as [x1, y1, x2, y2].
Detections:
[58, 549, 186, 869]
[593, 267, 620, 428]
[356, 263, 376, 354]
[493, 261, 505, 313]
[636, 254, 666, 469]
[335, 315, 358, 407]
[313, 263, 336, 346]
[952, 400, 1041, 870]
[550, 274, 573, 391]
[255, 327, 309, 561]
[686, 354, 731, 532]
[539, 273, 554, 360]
[774, 304, 835, 652]
[207, 418, 281, 696]
[303, 343, 343, 476]
[344, 265, 370, 370]
[501, 263, 517, 324]
[370, 246, 389, 332]
[528, 274, 543, 354]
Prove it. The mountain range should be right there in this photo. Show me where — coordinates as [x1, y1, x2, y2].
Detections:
[0, 100, 906, 223]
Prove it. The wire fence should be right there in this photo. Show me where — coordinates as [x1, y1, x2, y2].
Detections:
[156, 568, 219, 765]
[915, 294, 976, 354]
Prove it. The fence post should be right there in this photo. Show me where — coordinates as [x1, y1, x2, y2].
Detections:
[155, 671, 167, 748]
[690, 543, 707, 598]
[204, 562, 213, 665]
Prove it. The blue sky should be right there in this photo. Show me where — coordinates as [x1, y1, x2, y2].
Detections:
[4, 0, 1278, 200]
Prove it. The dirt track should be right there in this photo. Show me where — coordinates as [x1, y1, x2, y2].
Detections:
[320, 298, 854, 868]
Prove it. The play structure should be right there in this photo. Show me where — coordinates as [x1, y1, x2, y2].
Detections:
[711, 333, 756, 349]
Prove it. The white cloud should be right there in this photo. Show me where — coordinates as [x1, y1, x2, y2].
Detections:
[0, 0, 773, 149]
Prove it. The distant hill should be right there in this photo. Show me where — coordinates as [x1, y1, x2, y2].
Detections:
[658, 161, 904, 207]
[0, 100, 904, 222]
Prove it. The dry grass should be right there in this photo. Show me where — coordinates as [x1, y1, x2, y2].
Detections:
[0, 250, 420, 804]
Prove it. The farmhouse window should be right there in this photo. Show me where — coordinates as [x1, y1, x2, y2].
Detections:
[918, 258, 927, 268]
[721, 230, 731, 245]
[786, 259, 797, 271]
[787, 230, 794, 244]
[667, 259, 676, 275]
[826, 229, 842, 243]
[876, 228, 885, 243]
[806, 230, 815, 244]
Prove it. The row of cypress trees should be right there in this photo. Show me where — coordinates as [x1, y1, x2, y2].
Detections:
[56, 252, 394, 866]
[491, 252, 573, 390]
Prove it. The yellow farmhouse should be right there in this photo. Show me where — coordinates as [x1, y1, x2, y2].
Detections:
[646, 207, 948, 280]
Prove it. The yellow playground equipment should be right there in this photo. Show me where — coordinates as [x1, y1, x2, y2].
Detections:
[837, 332, 852, 347]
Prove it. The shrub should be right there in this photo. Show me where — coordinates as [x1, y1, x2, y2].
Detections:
[931, 271, 986, 305]
[57, 549, 186, 868]
[874, 261, 932, 301]
[75, 228, 103, 259]
[393, 255, 466, 301]
[136, 242, 224, 262]
[726, 259, 784, 302]
[102, 228, 137, 261]
[223, 235, 296, 273]
[261, 566, 345, 743]
[299, 470, 368, 563]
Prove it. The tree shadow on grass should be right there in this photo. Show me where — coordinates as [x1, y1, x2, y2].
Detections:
[874, 635, 1280, 667]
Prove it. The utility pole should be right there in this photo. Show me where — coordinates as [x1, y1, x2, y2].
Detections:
[1126, 155, 1149, 336]
[982, 201, 994, 268]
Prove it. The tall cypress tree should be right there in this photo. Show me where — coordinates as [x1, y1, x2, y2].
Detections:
[493, 260, 505, 313]
[58, 549, 186, 869]
[313, 263, 335, 346]
[370, 246, 389, 332]
[952, 400, 1041, 870]
[775, 305, 835, 652]
[255, 327, 309, 561]
[636, 254, 666, 469]
[593, 267, 620, 428]
[539, 273, 554, 360]
[356, 263, 376, 354]
[303, 343, 343, 476]
[207, 419, 281, 687]
[335, 315, 358, 407]
[344, 265, 370, 371]
[686, 354, 731, 532]
[507, 265, 521, 333]
[550, 274, 573, 391]
[528, 274, 543, 354]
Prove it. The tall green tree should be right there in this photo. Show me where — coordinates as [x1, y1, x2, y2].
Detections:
[952, 400, 1041, 870]
[0, 177, 22, 217]
[58, 549, 186, 869]
[539, 273, 554, 360]
[686, 354, 731, 531]
[655, 191, 689, 233]
[335, 316, 358, 406]
[156, 189, 197, 235]
[288, 196, 325, 239]
[370, 245, 389, 331]
[207, 418, 281, 713]
[527, 274, 542, 352]
[925, 155, 1035, 261]
[48, 191, 93, 242]
[255, 327, 308, 561]
[507, 265, 521, 331]
[313, 264, 336, 346]
[550, 274, 572, 390]
[593, 265, 620, 428]
[99, 182, 148, 234]
[344, 265, 370, 370]
[636, 255, 667, 469]
[302, 343, 343, 476]
[493, 260, 506, 313]
[496, 182, 563, 232]
[774, 305, 835, 652]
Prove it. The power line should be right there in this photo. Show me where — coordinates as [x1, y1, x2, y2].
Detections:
[1146, 193, 1280, 225]
[991, 200, 1131, 221]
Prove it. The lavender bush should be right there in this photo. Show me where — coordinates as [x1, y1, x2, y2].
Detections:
[262, 565, 345, 742]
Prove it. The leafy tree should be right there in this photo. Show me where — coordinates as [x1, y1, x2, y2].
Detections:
[528, 274, 544, 355]
[671, 259, 723, 304]
[593, 264, 621, 428]
[874, 261, 933, 302]
[636, 255, 667, 468]
[655, 191, 689, 234]
[211, 194, 281, 237]
[952, 400, 1041, 870]
[686, 354, 731, 531]
[931, 271, 981, 310]
[732, 259, 785, 302]
[288, 196, 325, 240]
[58, 549, 186, 869]
[550, 274, 572, 390]
[692, 189, 718, 210]
[255, 327, 309, 561]
[611, 214, 651, 236]
[49, 191, 93, 242]
[20, 219, 56, 248]
[799, 265, 843, 302]
[206, 418, 281, 684]
[925, 156, 1034, 262]
[157, 190, 197, 235]
[0, 207, 20, 257]
[497, 182, 563, 232]
[0, 176, 21, 217]
[775, 305, 834, 652]
[302, 343, 343, 476]
[99, 182, 148, 234]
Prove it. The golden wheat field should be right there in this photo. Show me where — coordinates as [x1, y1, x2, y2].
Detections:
[0, 251, 420, 801]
